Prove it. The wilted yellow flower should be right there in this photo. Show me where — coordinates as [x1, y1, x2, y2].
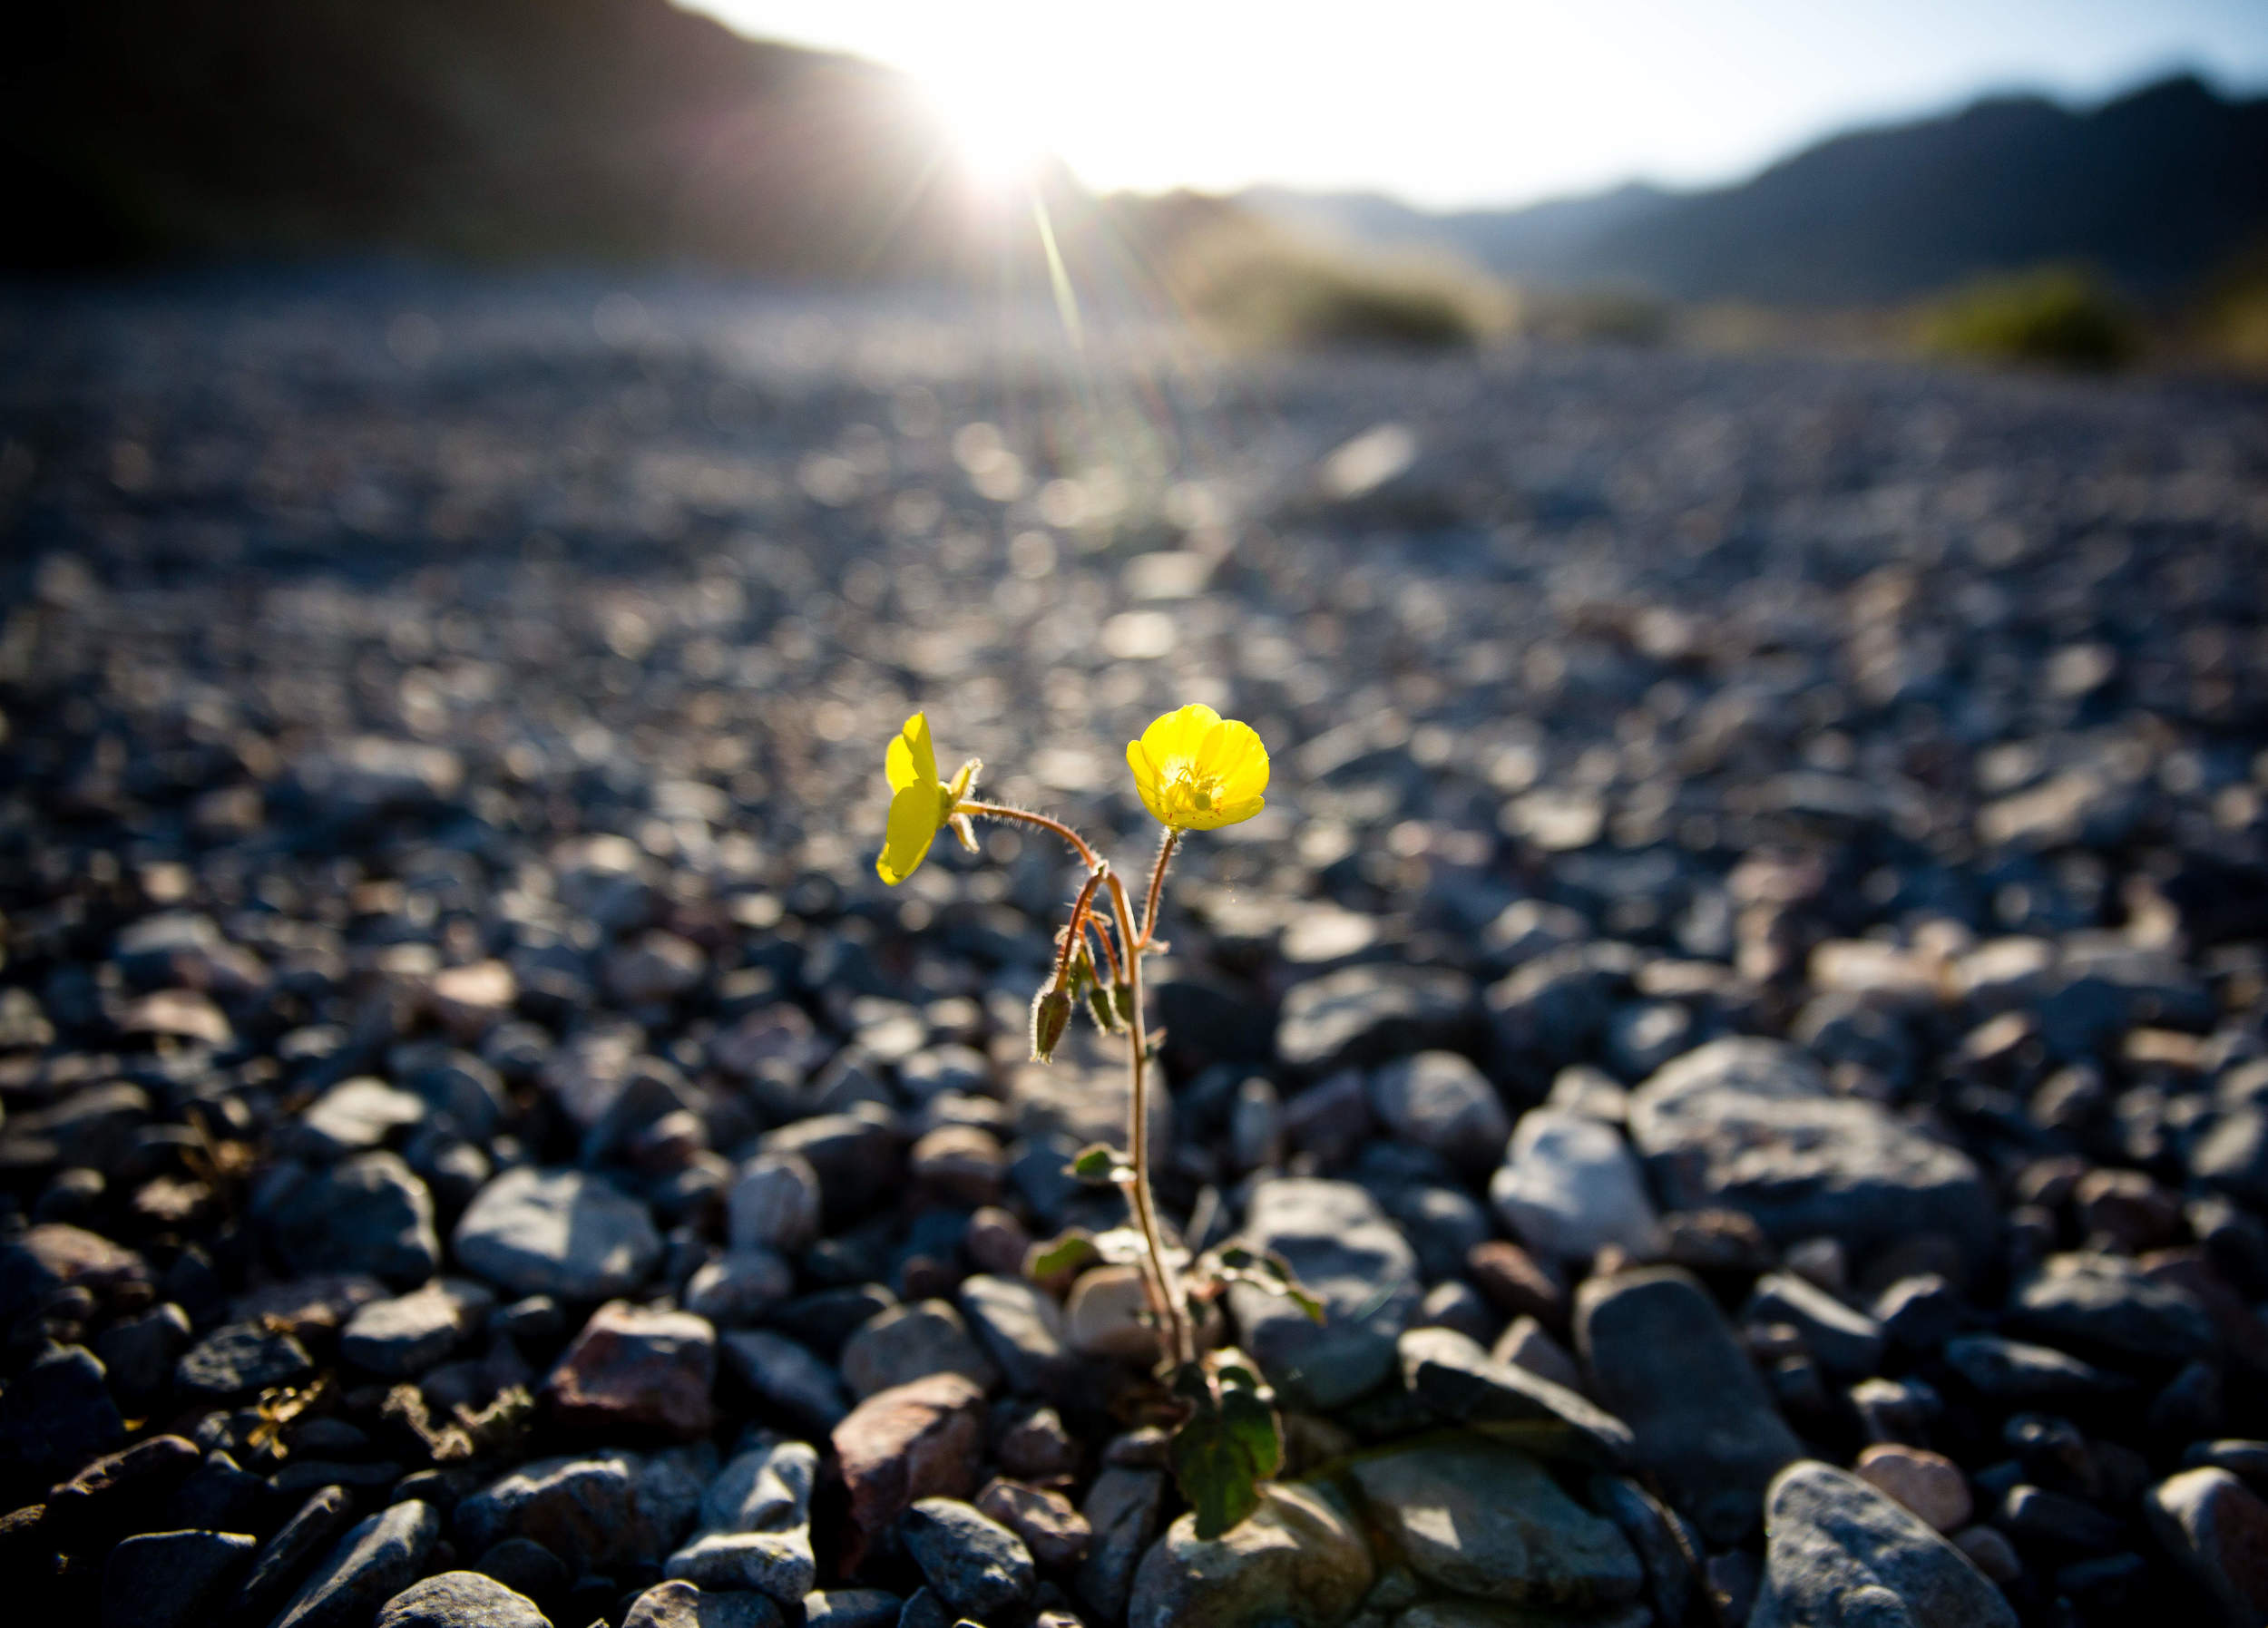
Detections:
[1126, 704, 1268, 830]
[876, 712, 978, 884]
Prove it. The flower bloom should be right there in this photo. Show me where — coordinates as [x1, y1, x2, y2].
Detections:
[1126, 704, 1268, 830]
[876, 712, 977, 884]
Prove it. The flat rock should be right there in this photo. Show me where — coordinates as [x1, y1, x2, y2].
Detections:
[840, 1301, 998, 1399]
[452, 1167, 661, 1301]
[1749, 1460, 2016, 1628]
[2006, 1253, 2217, 1370]
[1349, 1438, 1641, 1608]
[899, 1496, 1035, 1617]
[831, 1372, 987, 1568]
[720, 1329, 850, 1433]
[175, 1320, 314, 1399]
[341, 1278, 494, 1376]
[1227, 1178, 1421, 1409]
[1576, 1267, 1803, 1545]
[957, 1274, 1072, 1396]
[230, 1485, 354, 1626]
[1745, 1272, 1885, 1379]
[1128, 1482, 1373, 1628]
[1368, 1052, 1509, 1167]
[1276, 967, 1474, 1076]
[1627, 1038, 1993, 1259]
[545, 1301, 717, 1438]
[269, 1152, 441, 1286]
[455, 1451, 682, 1575]
[1940, 1334, 2127, 1401]
[1489, 1108, 1665, 1264]
[275, 1499, 442, 1628]
[1398, 1326, 1634, 1467]
[374, 1570, 552, 1628]
[665, 1438, 817, 1601]
[101, 1527, 257, 1628]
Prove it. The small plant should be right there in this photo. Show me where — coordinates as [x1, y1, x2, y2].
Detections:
[876, 704, 1320, 1536]
[1916, 265, 2140, 371]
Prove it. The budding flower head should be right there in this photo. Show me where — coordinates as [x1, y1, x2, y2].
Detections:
[1127, 704, 1268, 831]
[1030, 986, 1072, 1062]
[875, 712, 980, 886]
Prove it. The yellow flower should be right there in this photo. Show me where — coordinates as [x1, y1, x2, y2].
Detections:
[1126, 704, 1268, 831]
[876, 712, 978, 885]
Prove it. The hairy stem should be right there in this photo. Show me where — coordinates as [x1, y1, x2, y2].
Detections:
[1107, 869, 1192, 1370]
[1052, 867, 1108, 989]
[955, 801, 1101, 871]
[1139, 828, 1179, 949]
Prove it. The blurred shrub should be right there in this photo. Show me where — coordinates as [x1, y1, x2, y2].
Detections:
[2191, 249, 2268, 373]
[1123, 192, 1509, 351]
[1917, 266, 2141, 370]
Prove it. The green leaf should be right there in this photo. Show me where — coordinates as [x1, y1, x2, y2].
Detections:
[1070, 1144, 1124, 1184]
[1025, 1228, 1099, 1280]
[1169, 1351, 1284, 1541]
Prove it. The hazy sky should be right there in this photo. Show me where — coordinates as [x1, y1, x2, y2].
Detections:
[686, 0, 2268, 210]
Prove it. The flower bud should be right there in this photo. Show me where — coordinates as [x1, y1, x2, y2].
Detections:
[1030, 986, 1072, 1061]
[1085, 982, 1119, 1034]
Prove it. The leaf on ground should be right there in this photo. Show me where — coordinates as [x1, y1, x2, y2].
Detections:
[1169, 1349, 1284, 1541]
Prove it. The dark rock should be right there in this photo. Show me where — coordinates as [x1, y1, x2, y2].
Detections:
[342, 1280, 495, 1377]
[956, 1275, 1071, 1397]
[1275, 967, 1475, 1076]
[95, 1301, 194, 1405]
[168, 1448, 269, 1532]
[841, 1301, 998, 1400]
[2006, 1253, 2218, 1370]
[473, 1536, 570, 1601]
[1628, 1038, 1994, 1260]
[1227, 1178, 1421, 1409]
[2147, 1467, 2268, 1628]
[1075, 1467, 1164, 1622]
[1749, 1460, 2016, 1628]
[44, 1433, 200, 1541]
[1941, 1335, 2128, 1401]
[270, 1154, 441, 1286]
[176, 1321, 315, 1399]
[1396, 1326, 1633, 1467]
[452, 1168, 662, 1301]
[0, 1344, 124, 1478]
[231, 1485, 355, 1626]
[1996, 1483, 2123, 1549]
[621, 1579, 783, 1628]
[1367, 1052, 1508, 1167]
[1575, 1267, 1803, 1545]
[719, 1330, 850, 1434]
[1745, 1272, 1885, 1379]
[898, 1496, 1035, 1617]
[1588, 1473, 1700, 1628]
[273, 1499, 441, 1628]
[102, 1528, 257, 1628]
[663, 1438, 817, 1602]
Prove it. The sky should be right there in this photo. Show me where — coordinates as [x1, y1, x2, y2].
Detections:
[684, 0, 2268, 210]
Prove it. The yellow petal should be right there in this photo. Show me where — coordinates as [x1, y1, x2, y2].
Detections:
[1139, 703, 1219, 768]
[876, 782, 942, 885]
[1126, 739, 1172, 825]
[886, 712, 938, 795]
[1211, 721, 1270, 800]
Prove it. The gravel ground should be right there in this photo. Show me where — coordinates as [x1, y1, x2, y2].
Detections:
[4, 271, 2268, 1628]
